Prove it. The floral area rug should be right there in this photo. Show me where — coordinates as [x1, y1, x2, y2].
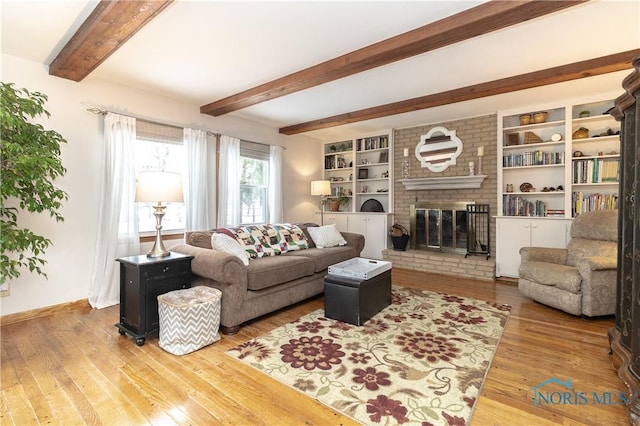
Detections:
[226, 286, 511, 425]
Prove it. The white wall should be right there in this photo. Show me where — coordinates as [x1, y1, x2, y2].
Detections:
[1, 53, 323, 315]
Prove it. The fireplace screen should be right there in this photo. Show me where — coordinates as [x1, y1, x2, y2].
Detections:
[410, 202, 490, 258]
[410, 202, 471, 254]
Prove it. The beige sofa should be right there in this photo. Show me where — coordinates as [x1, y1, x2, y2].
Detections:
[518, 209, 618, 317]
[171, 225, 364, 334]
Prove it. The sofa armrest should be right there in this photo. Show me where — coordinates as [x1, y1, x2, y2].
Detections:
[340, 231, 365, 256]
[520, 247, 568, 264]
[170, 243, 247, 284]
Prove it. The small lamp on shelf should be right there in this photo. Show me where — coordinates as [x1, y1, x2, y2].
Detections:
[311, 180, 332, 225]
[135, 171, 184, 258]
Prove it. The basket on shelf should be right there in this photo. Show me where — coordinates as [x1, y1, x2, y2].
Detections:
[572, 127, 589, 139]
[533, 111, 548, 123]
[519, 114, 532, 125]
[524, 131, 542, 144]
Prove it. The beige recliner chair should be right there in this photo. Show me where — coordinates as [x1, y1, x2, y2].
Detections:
[518, 209, 618, 317]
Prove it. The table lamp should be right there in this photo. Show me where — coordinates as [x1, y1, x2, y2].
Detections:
[136, 171, 184, 258]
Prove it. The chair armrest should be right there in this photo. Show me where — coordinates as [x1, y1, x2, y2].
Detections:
[519, 247, 568, 264]
[575, 256, 617, 273]
[576, 256, 617, 317]
[340, 231, 365, 256]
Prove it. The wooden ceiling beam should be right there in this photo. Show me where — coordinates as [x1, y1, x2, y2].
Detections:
[49, 0, 173, 82]
[279, 50, 640, 135]
[201, 0, 586, 117]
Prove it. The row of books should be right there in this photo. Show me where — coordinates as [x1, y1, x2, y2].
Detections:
[503, 151, 565, 168]
[324, 155, 348, 170]
[571, 191, 618, 216]
[572, 159, 619, 184]
[357, 136, 389, 151]
[502, 195, 547, 217]
[503, 192, 619, 217]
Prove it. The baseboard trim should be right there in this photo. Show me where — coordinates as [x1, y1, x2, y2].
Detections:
[1, 299, 91, 326]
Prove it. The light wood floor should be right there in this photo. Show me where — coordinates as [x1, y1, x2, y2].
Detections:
[1, 269, 628, 425]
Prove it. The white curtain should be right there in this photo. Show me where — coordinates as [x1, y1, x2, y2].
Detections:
[184, 128, 210, 231]
[268, 145, 284, 223]
[217, 135, 241, 227]
[89, 113, 139, 309]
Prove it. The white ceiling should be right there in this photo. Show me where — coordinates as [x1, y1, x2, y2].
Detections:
[2, 0, 639, 141]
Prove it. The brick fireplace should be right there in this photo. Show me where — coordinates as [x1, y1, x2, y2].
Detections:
[383, 115, 497, 281]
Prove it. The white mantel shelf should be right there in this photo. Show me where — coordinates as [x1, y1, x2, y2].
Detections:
[400, 175, 487, 190]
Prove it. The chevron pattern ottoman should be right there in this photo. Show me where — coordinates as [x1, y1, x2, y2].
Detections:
[157, 286, 222, 355]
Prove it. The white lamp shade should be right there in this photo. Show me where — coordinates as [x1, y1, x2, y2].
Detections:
[311, 180, 331, 196]
[135, 171, 184, 203]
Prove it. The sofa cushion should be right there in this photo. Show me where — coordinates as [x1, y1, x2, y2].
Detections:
[211, 233, 250, 266]
[307, 224, 347, 248]
[519, 261, 582, 293]
[286, 246, 358, 273]
[246, 255, 315, 291]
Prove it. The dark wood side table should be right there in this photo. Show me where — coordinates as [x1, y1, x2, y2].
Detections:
[116, 252, 193, 346]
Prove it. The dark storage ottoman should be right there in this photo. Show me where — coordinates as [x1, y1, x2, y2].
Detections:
[324, 269, 391, 326]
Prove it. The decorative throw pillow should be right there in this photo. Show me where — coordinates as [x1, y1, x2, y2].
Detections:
[293, 223, 319, 248]
[272, 223, 310, 252]
[211, 233, 250, 266]
[306, 224, 347, 248]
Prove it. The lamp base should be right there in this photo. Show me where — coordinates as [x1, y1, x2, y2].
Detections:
[147, 204, 170, 258]
[147, 241, 170, 258]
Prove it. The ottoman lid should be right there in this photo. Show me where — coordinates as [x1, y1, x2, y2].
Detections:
[158, 286, 221, 307]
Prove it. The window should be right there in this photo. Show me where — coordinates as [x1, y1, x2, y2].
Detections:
[135, 120, 186, 233]
[240, 141, 269, 225]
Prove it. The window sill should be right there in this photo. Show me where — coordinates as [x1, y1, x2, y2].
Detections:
[139, 230, 184, 243]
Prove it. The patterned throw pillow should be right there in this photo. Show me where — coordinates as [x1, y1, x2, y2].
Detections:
[211, 233, 250, 265]
[306, 224, 347, 248]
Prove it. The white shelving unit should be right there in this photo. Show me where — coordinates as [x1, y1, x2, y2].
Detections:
[496, 95, 620, 277]
[320, 131, 394, 259]
[497, 97, 620, 219]
[322, 131, 393, 214]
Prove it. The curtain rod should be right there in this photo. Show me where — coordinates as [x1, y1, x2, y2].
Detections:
[86, 107, 219, 137]
[86, 107, 287, 150]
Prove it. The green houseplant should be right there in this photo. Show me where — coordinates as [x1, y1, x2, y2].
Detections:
[327, 196, 350, 212]
[0, 82, 68, 285]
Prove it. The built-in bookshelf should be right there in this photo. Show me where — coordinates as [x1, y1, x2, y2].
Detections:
[497, 96, 620, 218]
[322, 132, 393, 213]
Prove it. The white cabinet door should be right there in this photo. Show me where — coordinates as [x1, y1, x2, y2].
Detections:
[496, 218, 532, 278]
[323, 213, 348, 232]
[531, 219, 571, 248]
[496, 217, 572, 278]
[347, 214, 390, 259]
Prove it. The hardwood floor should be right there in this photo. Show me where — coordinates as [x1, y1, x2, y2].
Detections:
[1, 268, 628, 425]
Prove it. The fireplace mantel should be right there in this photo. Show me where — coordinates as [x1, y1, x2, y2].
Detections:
[400, 175, 486, 190]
